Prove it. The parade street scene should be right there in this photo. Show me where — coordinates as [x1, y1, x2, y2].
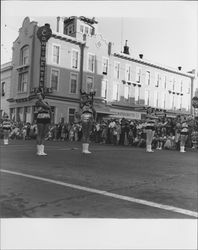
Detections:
[1, 1, 198, 250]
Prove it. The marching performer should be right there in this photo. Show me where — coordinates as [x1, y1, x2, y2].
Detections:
[145, 108, 157, 152]
[2, 113, 12, 145]
[180, 118, 189, 153]
[35, 89, 51, 156]
[80, 89, 96, 154]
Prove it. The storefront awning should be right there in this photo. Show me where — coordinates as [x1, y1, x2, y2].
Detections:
[95, 108, 115, 115]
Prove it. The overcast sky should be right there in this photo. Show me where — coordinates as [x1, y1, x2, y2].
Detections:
[1, 1, 198, 74]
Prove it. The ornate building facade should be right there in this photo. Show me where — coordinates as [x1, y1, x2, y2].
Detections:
[6, 16, 196, 123]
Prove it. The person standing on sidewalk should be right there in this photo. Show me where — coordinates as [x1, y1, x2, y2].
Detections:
[2, 113, 12, 145]
[35, 90, 51, 156]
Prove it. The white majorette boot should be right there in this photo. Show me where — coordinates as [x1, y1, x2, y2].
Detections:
[4, 139, 9, 145]
[146, 145, 154, 153]
[82, 143, 91, 154]
[37, 145, 42, 156]
[40, 144, 47, 156]
[180, 146, 185, 153]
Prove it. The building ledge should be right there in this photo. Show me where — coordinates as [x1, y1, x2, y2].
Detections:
[114, 53, 195, 78]
[15, 64, 30, 71]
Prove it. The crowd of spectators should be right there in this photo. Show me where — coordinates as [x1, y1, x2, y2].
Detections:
[1, 115, 198, 151]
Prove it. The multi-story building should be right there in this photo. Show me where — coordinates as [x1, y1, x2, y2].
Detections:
[7, 16, 196, 123]
[0, 62, 13, 119]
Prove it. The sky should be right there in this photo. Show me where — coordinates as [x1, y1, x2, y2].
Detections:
[1, 1, 198, 75]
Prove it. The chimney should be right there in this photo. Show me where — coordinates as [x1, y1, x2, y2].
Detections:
[123, 40, 129, 55]
[178, 66, 182, 71]
[139, 54, 143, 59]
[56, 17, 60, 32]
[108, 42, 112, 56]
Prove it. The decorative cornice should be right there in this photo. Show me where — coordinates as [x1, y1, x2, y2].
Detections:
[114, 53, 195, 78]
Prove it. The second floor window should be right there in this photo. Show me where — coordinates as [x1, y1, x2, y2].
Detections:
[155, 73, 160, 87]
[52, 45, 60, 64]
[70, 73, 78, 94]
[145, 71, 150, 85]
[173, 79, 176, 91]
[72, 50, 79, 69]
[164, 76, 167, 89]
[136, 67, 141, 83]
[51, 69, 59, 91]
[88, 54, 95, 72]
[18, 72, 28, 93]
[21, 46, 29, 65]
[125, 64, 131, 82]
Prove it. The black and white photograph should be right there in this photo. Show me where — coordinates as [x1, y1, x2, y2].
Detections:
[1, 1, 198, 249]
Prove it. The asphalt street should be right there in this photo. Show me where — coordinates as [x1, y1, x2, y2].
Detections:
[0, 139, 197, 218]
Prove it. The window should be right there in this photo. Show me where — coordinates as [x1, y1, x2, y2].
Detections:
[176, 95, 180, 109]
[125, 64, 131, 82]
[124, 84, 129, 99]
[24, 106, 31, 123]
[144, 90, 149, 105]
[85, 27, 89, 34]
[18, 72, 28, 92]
[68, 25, 73, 34]
[51, 69, 59, 91]
[80, 25, 84, 33]
[1, 82, 5, 96]
[102, 57, 109, 75]
[173, 79, 176, 91]
[114, 62, 120, 79]
[88, 54, 95, 72]
[145, 71, 150, 85]
[187, 85, 190, 94]
[155, 72, 160, 87]
[21, 46, 29, 65]
[72, 50, 79, 69]
[70, 73, 78, 94]
[180, 81, 183, 93]
[136, 67, 141, 83]
[101, 79, 107, 98]
[68, 108, 76, 124]
[10, 108, 15, 121]
[18, 107, 23, 122]
[153, 91, 158, 107]
[160, 92, 165, 109]
[172, 95, 175, 109]
[135, 86, 139, 101]
[86, 76, 94, 92]
[164, 76, 167, 89]
[52, 45, 60, 64]
[113, 83, 118, 101]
